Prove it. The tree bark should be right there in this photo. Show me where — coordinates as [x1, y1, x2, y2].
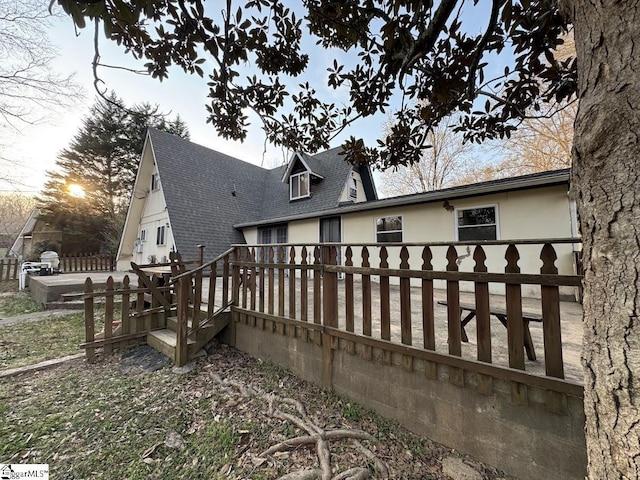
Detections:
[568, 1, 640, 477]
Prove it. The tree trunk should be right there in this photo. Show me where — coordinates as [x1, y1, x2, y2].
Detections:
[569, 1, 640, 477]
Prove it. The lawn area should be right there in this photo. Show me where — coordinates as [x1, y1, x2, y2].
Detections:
[0, 312, 86, 370]
[0, 289, 96, 370]
[0, 346, 510, 479]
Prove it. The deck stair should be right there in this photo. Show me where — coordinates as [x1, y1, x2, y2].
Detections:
[146, 304, 231, 362]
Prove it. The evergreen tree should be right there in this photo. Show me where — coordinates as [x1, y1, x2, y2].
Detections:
[38, 92, 189, 254]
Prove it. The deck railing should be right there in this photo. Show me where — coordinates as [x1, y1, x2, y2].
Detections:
[0, 258, 19, 281]
[61, 253, 114, 273]
[230, 240, 584, 398]
[82, 275, 174, 358]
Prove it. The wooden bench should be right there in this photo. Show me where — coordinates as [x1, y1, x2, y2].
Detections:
[437, 301, 541, 361]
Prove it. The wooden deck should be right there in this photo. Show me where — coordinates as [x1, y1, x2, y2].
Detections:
[200, 275, 584, 383]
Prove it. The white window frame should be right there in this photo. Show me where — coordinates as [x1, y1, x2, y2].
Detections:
[454, 204, 500, 241]
[140, 229, 147, 242]
[375, 215, 403, 243]
[290, 172, 310, 200]
[349, 178, 357, 199]
[151, 173, 160, 191]
[156, 225, 166, 245]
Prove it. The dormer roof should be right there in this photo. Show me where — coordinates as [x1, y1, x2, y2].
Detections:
[281, 152, 325, 183]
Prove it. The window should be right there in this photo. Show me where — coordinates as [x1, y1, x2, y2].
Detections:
[151, 173, 160, 191]
[258, 225, 288, 262]
[456, 206, 498, 241]
[290, 172, 310, 200]
[140, 229, 147, 242]
[376, 216, 403, 243]
[259, 225, 288, 244]
[156, 225, 166, 245]
[349, 178, 357, 199]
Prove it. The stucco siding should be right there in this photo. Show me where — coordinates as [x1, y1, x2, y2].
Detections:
[282, 184, 576, 299]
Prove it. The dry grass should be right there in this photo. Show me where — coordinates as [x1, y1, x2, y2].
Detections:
[0, 345, 511, 479]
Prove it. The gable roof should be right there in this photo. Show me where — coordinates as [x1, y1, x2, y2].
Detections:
[280, 152, 325, 182]
[145, 129, 375, 260]
[8, 208, 40, 257]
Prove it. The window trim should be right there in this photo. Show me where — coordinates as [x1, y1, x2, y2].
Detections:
[156, 225, 166, 245]
[151, 173, 160, 191]
[375, 215, 403, 243]
[454, 204, 500, 241]
[349, 178, 357, 199]
[140, 229, 147, 242]
[290, 171, 310, 200]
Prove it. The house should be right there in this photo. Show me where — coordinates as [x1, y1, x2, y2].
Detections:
[116, 128, 377, 269]
[8, 208, 62, 260]
[117, 129, 578, 297]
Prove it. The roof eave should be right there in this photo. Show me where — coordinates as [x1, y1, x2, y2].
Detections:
[235, 169, 570, 229]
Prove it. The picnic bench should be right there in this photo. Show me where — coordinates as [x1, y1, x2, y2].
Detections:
[437, 301, 541, 361]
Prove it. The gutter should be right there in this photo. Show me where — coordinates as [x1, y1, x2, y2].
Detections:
[235, 168, 570, 229]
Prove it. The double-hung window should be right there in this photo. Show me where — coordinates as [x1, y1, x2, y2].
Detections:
[290, 172, 310, 200]
[376, 216, 403, 243]
[456, 206, 498, 241]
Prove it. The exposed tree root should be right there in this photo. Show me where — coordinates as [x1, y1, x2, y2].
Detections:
[210, 373, 389, 479]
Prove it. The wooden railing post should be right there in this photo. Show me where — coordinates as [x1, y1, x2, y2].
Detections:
[288, 246, 296, 336]
[473, 246, 493, 394]
[176, 275, 190, 367]
[422, 246, 437, 379]
[121, 275, 131, 351]
[399, 246, 413, 371]
[345, 247, 355, 353]
[446, 245, 464, 386]
[193, 264, 202, 332]
[197, 244, 205, 266]
[361, 246, 372, 360]
[505, 243, 527, 404]
[231, 247, 240, 319]
[300, 246, 308, 340]
[313, 246, 321, 345]
[84, 278, 95, 362]
[207, 261, 217, 317]
[322, 245, 338, 328]
[505, 244, 525, 370]
[540, 244, 564, 378]
[474, 246, 491, 363]
[11, 258, 18, 280]
[224, 250, 231, 308]
[379, 246, 390, 342]
[104, 276, 114, 355]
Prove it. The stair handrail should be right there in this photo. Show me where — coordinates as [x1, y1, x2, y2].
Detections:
[171, 247, 235, 283]
[174, 247, 236, 366]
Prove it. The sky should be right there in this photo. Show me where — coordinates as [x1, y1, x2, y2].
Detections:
[0, 7, 389, 195]
[1, 1, 497, 195]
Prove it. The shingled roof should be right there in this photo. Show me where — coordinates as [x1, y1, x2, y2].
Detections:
[148, 129, 374, 260]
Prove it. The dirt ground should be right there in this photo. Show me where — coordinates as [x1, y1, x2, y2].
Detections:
[1, 343, 515, 479]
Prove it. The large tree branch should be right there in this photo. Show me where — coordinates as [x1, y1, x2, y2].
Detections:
[467, 0, 502, 98]
[398, 0, 458, 76]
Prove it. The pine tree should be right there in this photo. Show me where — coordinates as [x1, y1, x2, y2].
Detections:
[38, 92, 189, 254]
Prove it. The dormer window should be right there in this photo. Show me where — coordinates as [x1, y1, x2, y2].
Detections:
[290, 172, 310, 200]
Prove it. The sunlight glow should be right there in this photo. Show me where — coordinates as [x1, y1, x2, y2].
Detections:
[68, 183, 86, 198]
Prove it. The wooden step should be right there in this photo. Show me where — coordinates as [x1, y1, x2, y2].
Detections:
[60, 292, 84, 302]
[148, 312, 232, 363]
[147, 329, 196, 360]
